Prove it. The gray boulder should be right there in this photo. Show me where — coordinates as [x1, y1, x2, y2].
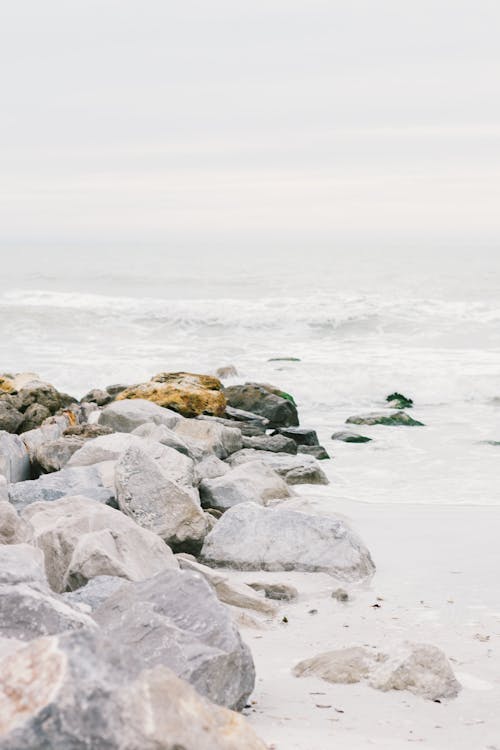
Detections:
[0, 544, 47, 586]
[242, 433, 297, 454]
[22, 495, 178, 593]
[115, 446, 207, 551]
[199, 414, 266, 437]
[298, 445, 330, 460]
[99, 398, 180, 432]
[93, 568, 256, 710]
[201, 502, 375, 581]
[20, 414, 77, 460]
[346, 411, 424, 427]
[132, 422, 192, 456]
[226, 449, 329, 485]
[0, 630, 266, 750]
[0, 432, 30, 482]
[34, 436, 85, 473]
[331, 430, 372, 443]
[194, 453, 231, 482]
[0, 500, 32, 544]
[0, 400, 23, 434]
[173, 418, 243, 459]
[63, 575, 128, 612]
[224, 383, 299, 428]
[200, 461, 294, 512]
[273, 426, 319, 446]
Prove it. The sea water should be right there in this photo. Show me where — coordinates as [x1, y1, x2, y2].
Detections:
[2, 245, 499, 506]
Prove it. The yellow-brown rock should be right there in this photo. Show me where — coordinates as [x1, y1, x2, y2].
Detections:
[117, 372, 226, 418]
[0, 377, 14, 394]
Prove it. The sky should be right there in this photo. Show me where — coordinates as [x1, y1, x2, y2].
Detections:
[0, 0, 499, 254]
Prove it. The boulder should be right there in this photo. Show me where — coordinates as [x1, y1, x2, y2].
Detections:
[22, 495, 178, 593]
[18, 403, 51, 433]
[0, 432, 30, 482]
[117, 372, 226, 418]
[63, 423, 113, 438]
[194, 454, 231, 482]
[227, 449, 329, 485]
[132, 422, 192, 456]
[16, 380, 75, 415]
[331, 430, 372, 443]
[0, 631, 266, 750]
[242, 433, 297, 454]
[0, 544, 47, 586]
[0, 501, 32, 545]
[293, 642, 461, 702]
[199, 413, 267, 437]
[115, 446, 207, 551]
[99, 398, 180, 432]
[298, 445, 330, 460]
[93, 568, 256, 710]
[63, 575, 127, 613]
[173, 418, 242, 459]
[273, 426, 319, 446]
[34, 436, 85, 473]
[200, 461, 293, 512]
[0, 400, 23, 434]
[346, 411, 424, 427]
[19, 414, 77, 460]
[201, 502, 375, 580]
[224, 383, 298, 427]
[225, 405, 270, 427]
[215, 365, 239, 379]
[386, 392, 414, 409]
[0, 478, 6, 502]
[81, 387, 113, 406]
[8, 464, 116, 512]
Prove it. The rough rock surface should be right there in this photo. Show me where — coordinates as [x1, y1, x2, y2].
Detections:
[224, 382, 298, 427]
[346, 411, 424, 427]
[0, 630, 266, 750]
[201, 502, 375, 580]
[115, 446, 207, 550]
[227, 449, 329, 485]
[98, 398, 180, 432]
[8, 464, 115, 511]
[34, 436, 85, 473]
[173, 418, 242, 458]
[0, 501, 32, 545]
[0, 432, 30, 483]
[0, 402, 23, 435]
[117, 372, 227, 418]
[0, 544, 47, 586]
[132, 422, 192, 456]
[63, 575, 127, 612]
[273, 426, 319, 446]
[298, 445, 330, 460]
[242, 433, 297, 454]
[200, 461, 294, 511]
[93, 568, 256, 710]
[331, 430, 372, 443]
[22, 495, 178, 592]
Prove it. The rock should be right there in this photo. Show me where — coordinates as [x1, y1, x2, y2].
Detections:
[200, 461, 294, 512]
[178, 556, 277, 616]
[0, 401, 23, 434]
[67, 431, 153, 467]
[248, 582, 298, 601]
[199, 414, 267, 437]
[268, 357, 301, 362]
[0, 630, 266, 750]
[0, 544, 47, 586]
[63, 575, 127, 612]
[227, 449, 329, 485]
[99, 398, 180, 432]
[331, 587, 349, 602]
[201, 502, 375, 580]
[298, 445, 330, 460]
[115, 446, 207, 551]
[216, 365, 239, 379]
[8, 464, 116, 512]
[346, 411, 424, 426]
[194, 453, 231, 482]
[224, 383, 298, 427]
[132, 422, 192, 456]
[331, 430, 372, 443]
[293, 642, 461, 702]
[225, 406, 270, 428]
[117, 372, 226, 418]
[19, 414, 77, 460]
[22, 495, 178, 592]
[0, 432, 30, 482]
[0, 501, 32, 544]
[173, 418, 243, 459]
[34, 436, 85, 473]
[18, 403, 51, 432]
[386, 392, 414, 409]
[242, 433, 297, 454]
[273, 426, 319, 446]
[0, 583, 97, 640]
[93, 568, 256, 710]
[81, 387, 113, 406]
[0, 477, 7, 502]
[63, 423, 113, 438]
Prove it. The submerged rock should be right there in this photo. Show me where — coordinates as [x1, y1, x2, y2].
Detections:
[227, 449, 329, 485]
[331, 430, 372, 443]
[215, 365, 239, 379]
[224, 383, 299, 428]
[346, 411, 424, 427]
[117, 372, 227, 418]
[201, 502, 375, 580]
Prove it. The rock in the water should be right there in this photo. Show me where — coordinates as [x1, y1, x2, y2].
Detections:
[8, 464, 115, 511]
[117, 372, 227, 418]
[0, 432, 30, 482]
[99, 397, 180, 432]
[346, 411, 424, 427]
[242, 433, 297, 454]
[0, 544, 47, 586]
[386, 392, 414, 409]
[34, 436, 85, 473]
[0, 630, 266, 750]
[273, 426, 319, 446]
[298, 445, 330, 460]
[22, 495, 178, 593]
[201, 502, 375, 580]
[115, 446, 207, 551]
[224, 383, 298, 428]
[93, 568, 256, 710]
[0, 401, 24, 434]
[173, 418, 243, 459]
[227, 449, 329, 485]
[331, 430, 372, 443]
[293, 642, 461, 702]
[248, 581, 298, 601]
[331, 587, 349, 602]
[200, 461, 293, 511]
[0, 501, 32, 544]
[216, 365, 239, 379]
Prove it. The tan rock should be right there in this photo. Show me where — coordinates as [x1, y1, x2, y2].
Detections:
[117, 372, 226, 418]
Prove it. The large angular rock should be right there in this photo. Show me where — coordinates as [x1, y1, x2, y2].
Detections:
[0, 432, 30, 482]
[115, 446, 207, 551]
[0, 544, 47, 586]
[199, 414, 267, 437]
[346, 411, 424, 426]
[93, 568, 256, 710]
[227, 449, 329, 485]
[200, 461, 294, 511]
[242, 433, 297, 454]
[224, 383, 298, 427]
[63, 575, 128, 613]
[0, 500, 32, 544]
[331, 430, 372, 443]
[173, 418, 242, 459]
[34, 436, 85, 473]
[99, 397, 180, 432]
[8, 464, 115, 512]
[0, 400, 24, 434]
[273, 426, 319, 446]
[20, 414, 77, 460]
[22, 495, 178, 593]
[133, 422, 192, 456]
[194, 453, 231, 482]
[117, 372, 227, 418]
[0, 631, 266, 750]
[201, 502, 375, 581]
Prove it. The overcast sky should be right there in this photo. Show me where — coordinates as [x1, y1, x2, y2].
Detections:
[1, 1, 499, 252]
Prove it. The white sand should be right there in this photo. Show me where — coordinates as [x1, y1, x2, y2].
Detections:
[225, 497, 500, 749]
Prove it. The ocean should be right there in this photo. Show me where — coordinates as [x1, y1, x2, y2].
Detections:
[2, 245, 499, 506]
